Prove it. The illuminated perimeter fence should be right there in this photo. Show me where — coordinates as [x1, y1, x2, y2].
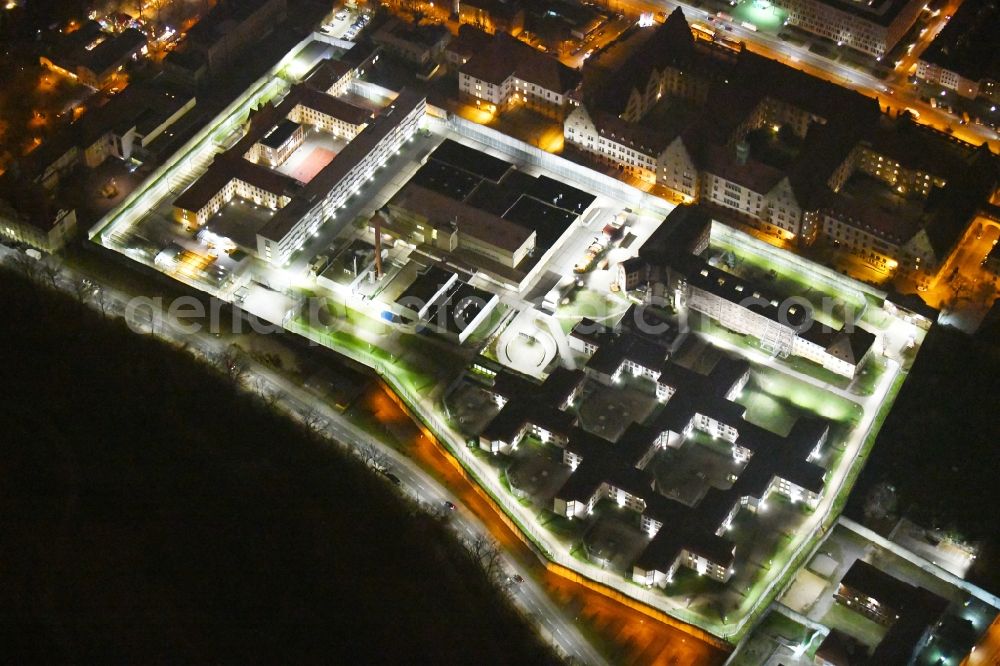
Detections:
[442, 114, 674, 219]
[284, 316, 798, 641]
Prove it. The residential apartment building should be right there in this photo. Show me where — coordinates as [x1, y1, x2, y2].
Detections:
[183, 0, 288, 75]
[303, 57, 358, 98]
[586, 9, 735, 123]
[915, 0, 1000, 102]
[459, 33, 581, 120]
[627, 206, 878, 378]
[916, 60, 983, 100]
[0, 79, 192, 252]
[699, 144, 779, 223]
[768, 0, 923, 58]
[173, 155, 299, 227]
[40, 22, 147, 89]
[443, 24, 493, 69]
[566, 9, 999, 282]
[372, 18, 451, 67]
[834, 560, 950, 663]
[248, 120, 304, 168]
[458, 0, 525, 35]
[476, 285, 830, 585]
[545, 352, 829, 585]
[82, 88, 196, 169]
[812, 117, 998, 278]
[0, 197, 77, 253]
[288, 89, 373, 140]
[563, 106, 675, 186]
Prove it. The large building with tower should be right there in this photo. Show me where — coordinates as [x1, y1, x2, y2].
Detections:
[565, 9, 1000, 284]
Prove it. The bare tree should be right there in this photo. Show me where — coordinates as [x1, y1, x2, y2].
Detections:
[359, 441, 389, 471]
[36, 258, 62, 290]
[301, 406, 327, 436]
[467, 535, 504, 581]
[863, 481, 898, 523]
[252, 377, 282, 408]
[71, 278, 94, 305]
[147, 0, 165, 25]
[92, 285, 110, 317]
[215, 346, 249, 386]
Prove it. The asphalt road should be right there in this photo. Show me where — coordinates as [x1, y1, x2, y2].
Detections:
[0, 245, 607, 666]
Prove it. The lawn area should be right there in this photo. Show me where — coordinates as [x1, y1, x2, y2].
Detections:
[764, 612, 812, 644]
[850, 354, 888, 396]
[731, 610, 811, 666]
[556, 288, 630, 327]
[735, 379, 806, 435]
[291, 315, 444, 396]
[708, 234, 868, 330]
[692, 312, 759, 349]
[781, 353, 853, 389]
[860, 296, 893, 330]
[663, 567, 727, 599]
[539, 512, 587, 544]
[822, 603, 888, 649]
[752, 365, 863, 426]
[732, 0, 788, 32]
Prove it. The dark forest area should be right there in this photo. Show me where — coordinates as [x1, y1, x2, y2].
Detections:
[0, 270, 557, 664]
[847, 324, 1000, 594]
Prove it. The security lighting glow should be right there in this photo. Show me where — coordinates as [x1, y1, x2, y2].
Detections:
[75, 15, 952, 644]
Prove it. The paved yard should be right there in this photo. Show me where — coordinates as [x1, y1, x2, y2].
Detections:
[582, 512, 648, 575]
[780, 568, 829, 614]
[505, 442, 571, 508]
[576, 377, 658, 443]
[651, 434, 744, 507]
[445, 380, 499, 438]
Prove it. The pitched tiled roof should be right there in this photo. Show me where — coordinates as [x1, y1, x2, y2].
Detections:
[590, 8, 696, 115]
[460, 33, 580, 93]
[297, 87, 373, 126]
[445, 24, 493, 61]
[702, 143, 785, 194]
[923, 145, 999, 258]
[591, 111, 676, 155]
